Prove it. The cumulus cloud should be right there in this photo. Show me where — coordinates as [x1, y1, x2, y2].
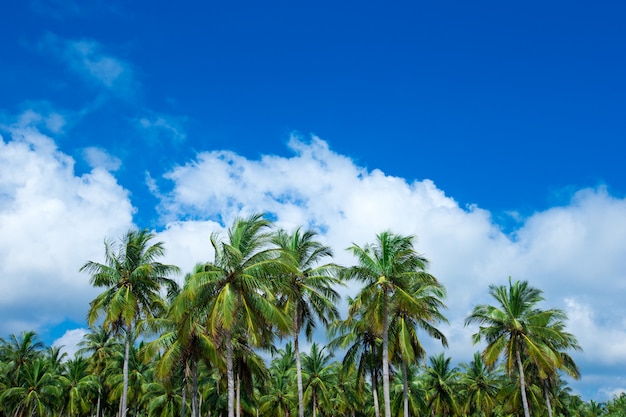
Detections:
[154, 134, 626, 399]
[52, 328, 88, 359]
[0, 113, 135, 335]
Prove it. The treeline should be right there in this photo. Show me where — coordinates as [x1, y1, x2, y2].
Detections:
[1, 213, 624, 417]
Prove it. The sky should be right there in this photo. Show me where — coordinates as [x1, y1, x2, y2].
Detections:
[1, 0, 625, 402]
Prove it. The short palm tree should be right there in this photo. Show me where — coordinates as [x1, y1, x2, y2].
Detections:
[272, 227, 342, 417]
[81, 229, 180, 417]
[464, 278, 577, 417]
[302, 343, 336, 417]
[0, 331, 45, 385]
[186, 213, 291, 417]
[459, 352, 502, 416]
[423, 353, 460, 417]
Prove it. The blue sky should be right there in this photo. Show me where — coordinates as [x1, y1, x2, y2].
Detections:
[1, 0, 625, 401]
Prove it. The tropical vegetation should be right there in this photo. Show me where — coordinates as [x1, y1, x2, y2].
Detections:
[0, 214, 617, 417]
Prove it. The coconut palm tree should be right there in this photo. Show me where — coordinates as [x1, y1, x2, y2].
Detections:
[144, 267, 220, 417]
[272, 227, 342, 417]
[464, 278, 577, 417]
[0, 358, 62, 417]
[77, 325, 118, 417]
[344, 231, 437, 417]
[0, 331, 45, 385]
[423, 353, 460, 417]
[389, 273, 447, 417]
[329, 296, 382, 417]
[81, 229, 180, 417]
[459, 352, 502, 417]
[302, 343, 336, 417]
[186, 213, 291, 417]
[59, 355, 99, 417]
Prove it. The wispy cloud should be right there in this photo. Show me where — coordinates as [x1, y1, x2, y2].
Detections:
[39, 33, 136, 97]
[137, 114, 187, 144]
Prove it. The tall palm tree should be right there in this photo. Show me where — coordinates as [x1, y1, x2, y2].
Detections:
[464, 278, 576, 417]
[328, 296, 382, 417]
[144, 267, 220, 417]
[390, 273, 448, 417]
[186, 213, 291, 417]
[81, 229, 180, 417]
[272, 227, 342, 417]
[344, 231, 437, 417]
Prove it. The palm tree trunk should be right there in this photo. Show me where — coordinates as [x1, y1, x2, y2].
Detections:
[192, 358, 200, 417]
[371, 364, 380, 417]
[515, 343, 531, 417]
[182, 368, 187, 417]
[236, 372, 241, 417]
[225, 330, 235, 417]
[544, 380, 553, 417]
[381, 300, 392, 417]
[401, 357, 409, 417]
[121, 324, 131, 417]
[96, 387, 101, 417]
[294, 316, 305, 417]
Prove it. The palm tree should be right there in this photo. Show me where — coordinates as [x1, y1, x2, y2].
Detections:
[260, 343, 297, 417]
[464, 278, 577, 417]
[423, 353, 460, 417]
[186, 213, 291, 417]
[81, 229, 180, 417]
[77, 325, 118, 417]
[59, 355, 99, 417]
[272, 227, 342, 417]
[344, 231, 438, 417]
[0, 331, 45, 385]
[389, 273, 448, 417]
[301, 343, 336, 417]
[144, 267, 220, 417]
[0, 358, 62, 417]
[329, 296, 382, 417]
[459, 352, 502, 417]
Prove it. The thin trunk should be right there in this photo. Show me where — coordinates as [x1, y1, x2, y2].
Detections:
[294, 313, 305, 417]
[402, 357, 409, 417]
[544, 380, 553, 417]
[96, 387, 101, 417]
[371, 367, 380, 417]
[225, 330, 235, 417]
[182, 365, 187, 417]
[192, 358, 200, 417]
[515, 343, 531, 417]
[236, 372, 241, 417]
[313, 395, 317, 417]
[381, 300, 392, 417]
[121, 324, 131, 417]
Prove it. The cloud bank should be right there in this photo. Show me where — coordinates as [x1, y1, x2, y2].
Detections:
[1, 127, 624, 400]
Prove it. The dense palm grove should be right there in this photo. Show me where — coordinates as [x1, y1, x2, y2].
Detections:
[1, 214, 625, 417]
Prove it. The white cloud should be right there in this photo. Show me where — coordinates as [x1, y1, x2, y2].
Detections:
[53, 328, 88, 359]
[155, 134, 626, 399]
[82, 146, 122, 171]
[1, 127, 624, 399]
[0, 113, 135, 335]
